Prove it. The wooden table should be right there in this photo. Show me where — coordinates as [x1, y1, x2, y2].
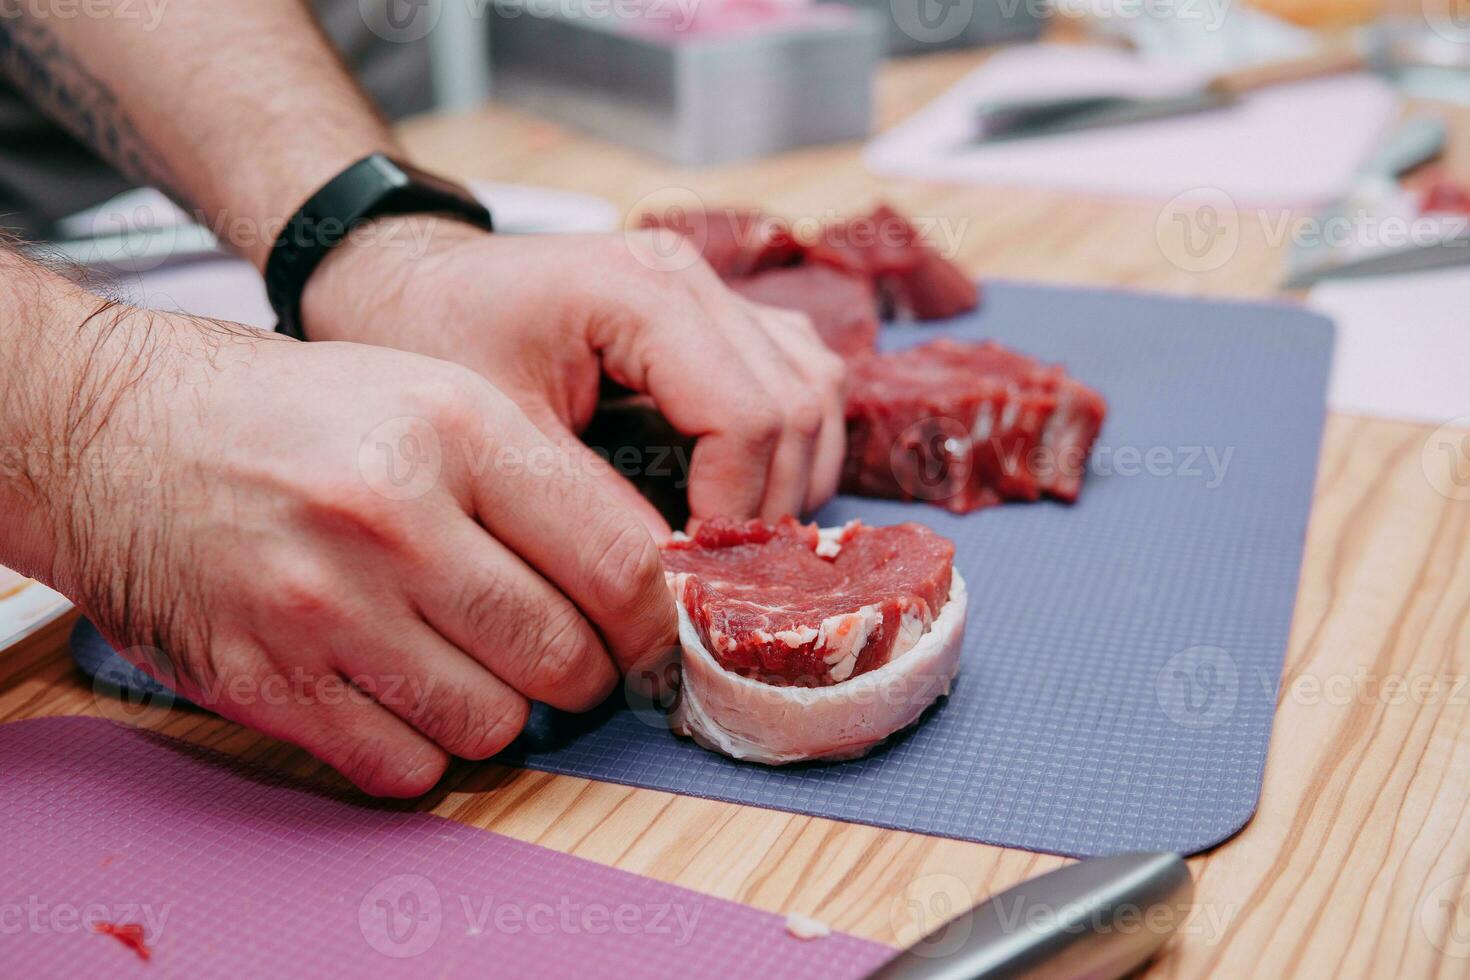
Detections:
[5, 49, 1470, 978]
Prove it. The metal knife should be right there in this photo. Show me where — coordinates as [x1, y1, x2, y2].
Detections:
[867, 852, 1194, 980]
[973, 48, 1365, 144]
[972, 91, 1237, 143]
[1281, 116, 1458, 289]
[1282, 231, 1470, 288]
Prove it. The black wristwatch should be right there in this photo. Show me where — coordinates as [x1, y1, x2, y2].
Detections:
[264, 154, 494, 340]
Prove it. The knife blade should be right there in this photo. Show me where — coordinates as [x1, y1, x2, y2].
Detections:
[972, 48, 1365, 144]
[868, 852, 1194, 980]
[1282, 232, 1470, 288]
[974, 91, 1237, 143]
[1281, 116, 1454, 289]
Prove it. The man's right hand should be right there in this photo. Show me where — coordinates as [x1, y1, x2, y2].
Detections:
[30, 306, 678, 797]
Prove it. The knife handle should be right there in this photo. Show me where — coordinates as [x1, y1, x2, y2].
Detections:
[1206, 48, 1365, 96]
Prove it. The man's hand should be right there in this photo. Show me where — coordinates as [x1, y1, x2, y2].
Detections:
[18, 298, 676, 797]
[299, 218, 849, 524]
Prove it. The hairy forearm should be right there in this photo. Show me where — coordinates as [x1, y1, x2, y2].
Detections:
[0, 249, 166, 581]
[0, 0, 400, 268]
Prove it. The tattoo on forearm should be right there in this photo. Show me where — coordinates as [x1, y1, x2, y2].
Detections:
[0, 4, 182, 202]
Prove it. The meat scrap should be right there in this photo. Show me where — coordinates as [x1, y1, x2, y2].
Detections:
[662, 517, 968, 764]
[784, 913, 832, 940]
[844, 339, 1107, 513]
[92, 921, 151, 961]
[728, 264, 879, 358]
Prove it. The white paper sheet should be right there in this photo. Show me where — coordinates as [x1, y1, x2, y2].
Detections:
[1309, 264, 1470, 426]
[864, 44, 1401, 208]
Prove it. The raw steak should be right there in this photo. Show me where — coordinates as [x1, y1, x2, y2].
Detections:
[662, 517, 966, 764]
[638, 207, 802, 278]
[807, 204, 979, 321]
[844, 339, 1106, 512]
[728, 264, 879, 357]
[636, 204, 979, 346]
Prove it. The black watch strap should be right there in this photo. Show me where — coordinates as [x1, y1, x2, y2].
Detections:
[264, 154, 493, 340]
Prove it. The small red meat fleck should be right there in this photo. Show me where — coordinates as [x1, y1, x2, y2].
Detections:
[93, 921, 151, 962]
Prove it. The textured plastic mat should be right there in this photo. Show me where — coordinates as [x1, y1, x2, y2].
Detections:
[2, 717, 893, 977]
[72, 281, 1333, 858]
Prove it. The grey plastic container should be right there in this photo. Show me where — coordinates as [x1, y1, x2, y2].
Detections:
[489, 2, 883, 165]
[843, 0, 1046, 55]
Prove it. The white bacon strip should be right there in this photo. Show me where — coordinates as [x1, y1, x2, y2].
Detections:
[669, 570, 967, 765]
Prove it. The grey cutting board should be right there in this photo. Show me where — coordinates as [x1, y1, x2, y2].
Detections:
[506, 280, 1333, 857]
[74, 280, 1333, 858]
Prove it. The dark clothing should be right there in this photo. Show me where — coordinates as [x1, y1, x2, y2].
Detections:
[0, 0, 434, 238]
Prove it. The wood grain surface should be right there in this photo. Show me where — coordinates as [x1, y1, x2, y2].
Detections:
[4, 48, 1470, 977]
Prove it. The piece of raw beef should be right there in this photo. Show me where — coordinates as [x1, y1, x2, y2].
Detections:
[843, 339, 1106, 512]
[807, 204, 979, 321]
[728, 264, 880, 357]
[638, 206, 802, 278]
[661, 517, 966, 764]
[635, 203, 980, 352]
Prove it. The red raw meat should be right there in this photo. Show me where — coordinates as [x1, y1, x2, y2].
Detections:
[728, 264, 879, 357]
[662, 517, 954, 687]
[661, 517, 968, 764]
[843, 339, 1106, 513]
[1410, 168, 1470, 215]
[638, 206, 802, 278]
[807, 204, 979, 321]
[636, 203, 979, 334]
